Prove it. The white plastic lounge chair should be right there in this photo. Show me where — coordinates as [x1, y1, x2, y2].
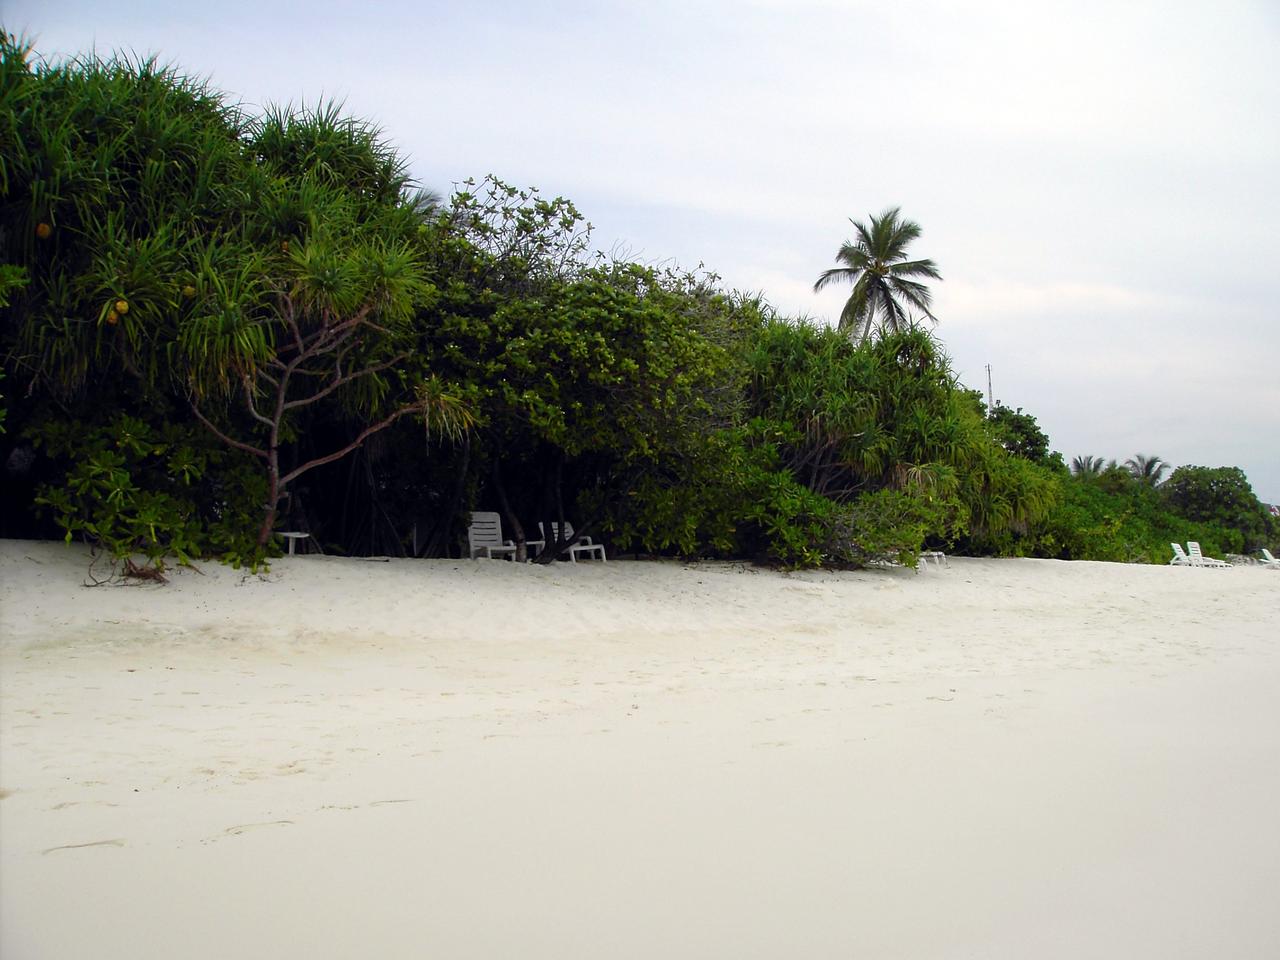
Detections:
[1260, 548, 1280, 568]
[1187, 542, 1231, 568]
[466, 511, 518, 560]
[538, 521, 606, 562]
[467, 512, 545, 560]
[918, 550, 948, 570]
[1169, 543, 1194, 566]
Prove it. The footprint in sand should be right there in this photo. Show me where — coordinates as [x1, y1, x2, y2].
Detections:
[50, 800, 120, 811]
[43, 839, 125, 854]
[223, 820, 294, 836]
[318, 799, 414, 813]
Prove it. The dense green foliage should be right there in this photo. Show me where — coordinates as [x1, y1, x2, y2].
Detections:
[1, 38, 469, 567]
[30, 409, 267, 570]
[1161, 466, 1273, 551]
[603, 320, 1057, 567]
[1031, 472, 1242, 563]
[987, 403, 1056, 467]
[977, 404, 1276, 561]
[2, 38, 1273, 573]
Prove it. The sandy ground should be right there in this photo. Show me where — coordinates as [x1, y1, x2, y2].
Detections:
[1, 539, 1278, 959]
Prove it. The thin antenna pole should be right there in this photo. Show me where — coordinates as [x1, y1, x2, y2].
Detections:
[985, 364, 994, 412]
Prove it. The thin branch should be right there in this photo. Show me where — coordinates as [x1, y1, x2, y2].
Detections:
[281, 293, 305, 357]
[296, 316, 362, 362]
[330, 338, 358, 379]
[190, 400, 268, 459]
[282, 353, 409, 412]
[296, 305, 374, 359]
[278, 403, 421, 487]
[239, 370, 275, 428]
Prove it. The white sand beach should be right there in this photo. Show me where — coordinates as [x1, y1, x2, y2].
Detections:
[1, 539, 1277, 959]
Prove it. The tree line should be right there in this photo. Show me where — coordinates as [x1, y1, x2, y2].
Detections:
[2, 38, 1275, 573]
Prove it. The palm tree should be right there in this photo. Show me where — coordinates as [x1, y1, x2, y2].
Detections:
[1124, 454, 1169, 486]
[407, 187, 443, 221]
[1071, 455, 1106, 477]
[814, 207, 942, 342]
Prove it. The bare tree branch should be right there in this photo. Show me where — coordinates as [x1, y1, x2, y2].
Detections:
[279, 403, 422, 487]
[282, 353, 409, 412]
[190, 400, 268, 459]
[238, 370, 276, 428]
[281, 293, 305, 357]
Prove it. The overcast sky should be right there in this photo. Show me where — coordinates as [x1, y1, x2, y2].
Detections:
[9, 0, 1279, 500]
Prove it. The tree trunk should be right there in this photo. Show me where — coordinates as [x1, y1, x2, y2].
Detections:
[534, 451, 568, 564]
[420, 437, 470, 558]
[492, 456, 527, 562]
[257, 448, 281, 547]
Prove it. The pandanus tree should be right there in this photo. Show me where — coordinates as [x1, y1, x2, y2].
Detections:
[814, 207, 942, 342]
[182, 107, 474, 547]
[745, 324, 976, 502]
[2, 41, 472, 559]
[732, 322, 1056, 563]
[1, 39, 271, 562]
[183, 228, 473, 547]
[2, 38, 246, 397]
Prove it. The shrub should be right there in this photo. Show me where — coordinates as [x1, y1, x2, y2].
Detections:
[30, 410, 268, 572]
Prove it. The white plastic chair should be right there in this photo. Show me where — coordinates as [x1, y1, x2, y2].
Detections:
[1260, 548, 1279, 568]
[1169, 543, 1193, 566]
[467, 512, 518, 560]
[467, 512, 545, 560]
[1187, 542, 1231, 568]
[538, 521, 606, 562]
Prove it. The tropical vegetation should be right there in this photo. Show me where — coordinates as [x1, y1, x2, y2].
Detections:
[2, 37, 1275, 576]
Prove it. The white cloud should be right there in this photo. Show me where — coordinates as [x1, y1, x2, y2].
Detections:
[941, 281, 1184, 325]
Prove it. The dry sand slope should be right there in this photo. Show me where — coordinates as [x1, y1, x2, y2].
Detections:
[1, 539, 1278, 959]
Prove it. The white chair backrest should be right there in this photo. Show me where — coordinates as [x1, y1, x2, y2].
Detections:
[1262, 548, 1278, 564]
[467, 511, 505, 551]
[1171, 543, 1189, 560]
[1187, 541, 1204, 559]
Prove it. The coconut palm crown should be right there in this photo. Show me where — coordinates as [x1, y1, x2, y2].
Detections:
[1072, 455, 1107, 477]
[1125, 454, 1169, 486]
[814, 207, 942, 342]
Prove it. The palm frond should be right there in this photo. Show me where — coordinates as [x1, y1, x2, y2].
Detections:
[817, 206, 940, 342]
[890, 278, 937, 320]
[887, 257, 942, 280]
[813, 266, 858, 294]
